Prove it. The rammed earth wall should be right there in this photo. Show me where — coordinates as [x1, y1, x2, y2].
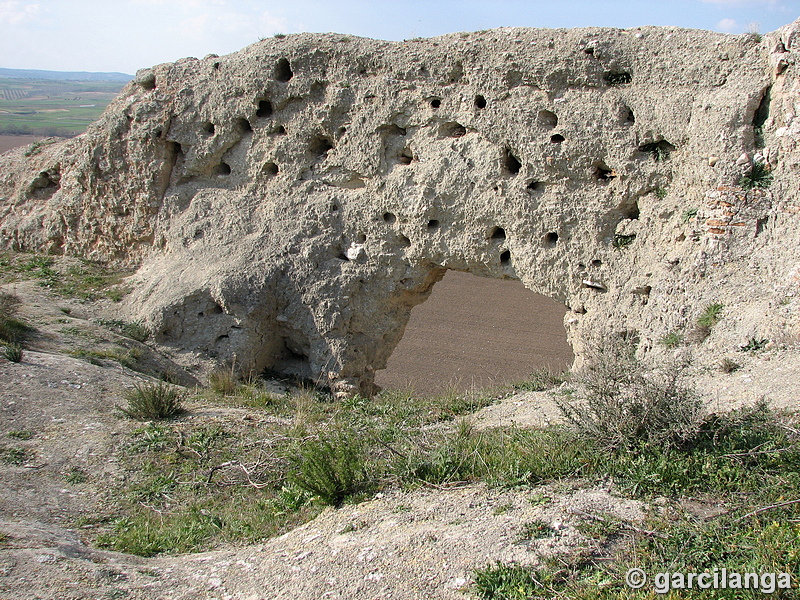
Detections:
[1, 22, 800, 395]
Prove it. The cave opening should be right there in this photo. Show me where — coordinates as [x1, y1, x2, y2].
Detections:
[374, 270, 573, 396]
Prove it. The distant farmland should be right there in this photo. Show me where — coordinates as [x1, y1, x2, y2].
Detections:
[0, 78, 128, 137]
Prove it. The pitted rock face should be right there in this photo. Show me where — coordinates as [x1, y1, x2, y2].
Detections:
[2, 23, 800, 396]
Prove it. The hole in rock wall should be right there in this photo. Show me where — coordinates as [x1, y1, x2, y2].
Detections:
[203, 122, 215, 135]
[538, 110, 558, 129]
[270, 125, 287, 136]
[215, 162, 232, 176]
[550, 134, 565, 144]
[544, 232, 559, 247]
[604, 71, 632, 85]
[262, 162, 279, 177]
[430, 98, 441, 108]
[490, 226, 506, 240]
[275, 58, 293, 82]
[475, 95, 487, 109]
[238, 118, 253, 133]
[383, 212, 396, 224]
[500, 250, 511, 265]
[527, 180, 543, 192]
[503, 149, 522, 175]
[309, 136, 333, 158]
[427, 219, 440, 232]
[594, 164, 616, 182]
[256, 100, 273, 118]
[374, 271, 573, 396]
[442, 122, 467, 138]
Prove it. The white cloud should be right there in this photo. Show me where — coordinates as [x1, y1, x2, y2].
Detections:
[0, 1, 40, 25]
[717, 17, 740, 31]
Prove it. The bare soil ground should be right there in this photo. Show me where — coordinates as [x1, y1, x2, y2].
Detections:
[374, 271, 573, 396]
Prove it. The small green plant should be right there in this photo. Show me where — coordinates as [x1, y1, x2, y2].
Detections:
[473, 562, 539, 600]
[696, 303, 724, 329]
[64, 467, 88, 484]
[740, 337, 769, 353]
[739, 161, 773, 190]
[612, 233, 636, 249]
[654, 186, 668, 199]
[7, 430, 33, 440]
[0, 446, 32, 465]
[288, 429, 371, 506]
[519, 520, 556, 541]
[0, 292, 29, 345]
[493, 502, 514, 515]
[681, 207, 698, 223]
[659, 331, 683, 349]
[273, 32, 286, 39]
[118, 382, 185, 420]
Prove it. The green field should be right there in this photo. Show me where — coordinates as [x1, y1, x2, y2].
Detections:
[0, 78, 127, 137]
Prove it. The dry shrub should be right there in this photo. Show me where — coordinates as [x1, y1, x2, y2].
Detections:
[554, 333, 704, 451]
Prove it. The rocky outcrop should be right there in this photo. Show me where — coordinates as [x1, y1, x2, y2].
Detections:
[1, 22, 799, 396]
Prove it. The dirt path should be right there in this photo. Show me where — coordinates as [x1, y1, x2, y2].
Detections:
[374, 271, 574, 396]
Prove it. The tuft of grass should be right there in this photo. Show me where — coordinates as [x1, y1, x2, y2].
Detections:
[208, 366, 238, 396]
[518, 519, 556, 541]
[0, 292, 30, 345]
[740, 337, 769, 353]
[122, 321, 150, 343]
[654, 186, 668, 199]
[696, 303, 724, 329]
[0, 446, 32, 466]
[7, 430, 33, 440]
[719, 357, 742, 373]
[739, 161, 773, 190]
[64, 467, 88, 484]
[118, 382, 185, 420]
[2, 344, 23, 362]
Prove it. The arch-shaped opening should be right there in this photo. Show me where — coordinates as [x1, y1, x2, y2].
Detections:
[550, 134, 565, 144]
[374, 270, 573, 396]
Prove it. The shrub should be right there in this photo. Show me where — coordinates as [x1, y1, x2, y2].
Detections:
[0, 292, 29, 345]
[740, 337, 769, 353]
[288, 429, 371, 506]
[554, 334, 704, 451]
[119, 382, 185, 420]
[681, 208, 698, 223]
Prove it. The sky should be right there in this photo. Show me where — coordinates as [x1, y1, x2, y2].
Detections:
[1, 0, 798, 75]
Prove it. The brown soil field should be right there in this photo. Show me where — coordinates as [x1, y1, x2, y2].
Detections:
[0, 134, 45, 154]
[374, 270, 573, 396]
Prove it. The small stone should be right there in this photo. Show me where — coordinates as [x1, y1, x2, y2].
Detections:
[736, 152, 751, 166]
[708, 155, 719, 167]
